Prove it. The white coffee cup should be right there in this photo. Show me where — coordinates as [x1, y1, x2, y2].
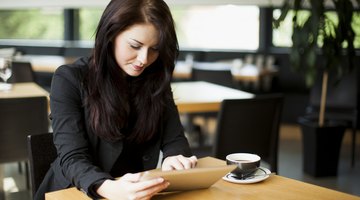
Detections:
[226, 153, 261, 178]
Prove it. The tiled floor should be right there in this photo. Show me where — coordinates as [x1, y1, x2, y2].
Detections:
[1, 163, 31, 200]
[277, 125, 360, 196]
[1, 124, 360, 199]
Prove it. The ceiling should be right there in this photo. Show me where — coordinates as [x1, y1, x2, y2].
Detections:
[0, 0, 284, 9]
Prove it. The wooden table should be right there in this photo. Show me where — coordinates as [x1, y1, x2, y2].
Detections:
[232, 68, 278, 82]
[0, 82, 49, 99]
[17, 55, 276, 93]
[14, 55, 77, 73]
[0, 82, 50, 115]
[18, 55, 275, 83]
[45, 157, 360, 200]
[1, 81, 250, 114]
[172, 69, 277, 83]
[173, 62, 278, 83]
[171, 81, 254, 114]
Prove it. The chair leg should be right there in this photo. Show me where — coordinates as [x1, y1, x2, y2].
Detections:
[351, 128, 357, 167]
[0, 164, 5, 200]
[184, 114, 205, 147]
[194, 125, 203, 147]
[25, 162, 30, 190]
[18, 162, 23, 174]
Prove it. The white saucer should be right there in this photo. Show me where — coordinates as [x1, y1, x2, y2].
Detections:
[222, 167, 271, 184]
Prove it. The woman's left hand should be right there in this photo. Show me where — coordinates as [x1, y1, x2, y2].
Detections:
[162, 155, 197, 171]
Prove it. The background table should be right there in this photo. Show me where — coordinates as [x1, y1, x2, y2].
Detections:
[15, 55, 77, 73]
[171, 81, 254, 114]
[15, 55, 276, 92]
[0, 82, 49, 99]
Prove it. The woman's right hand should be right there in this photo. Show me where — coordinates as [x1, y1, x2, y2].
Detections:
[96, 173, 169, 200]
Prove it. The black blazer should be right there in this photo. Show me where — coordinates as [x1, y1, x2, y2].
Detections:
[35, 57, 192, 199]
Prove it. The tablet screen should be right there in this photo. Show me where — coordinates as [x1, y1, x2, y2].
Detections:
[140, 158, 236, 192]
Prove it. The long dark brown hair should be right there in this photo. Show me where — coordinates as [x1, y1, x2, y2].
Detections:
[85, 0, 179, 143]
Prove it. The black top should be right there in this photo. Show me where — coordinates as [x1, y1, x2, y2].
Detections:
[110, 138, 144, 177]
[34, 57, 193, 200]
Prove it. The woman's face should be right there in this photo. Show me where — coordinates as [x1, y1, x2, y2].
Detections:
[114, 23, 160, 77]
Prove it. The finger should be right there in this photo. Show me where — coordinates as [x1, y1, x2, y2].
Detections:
[121, 173, 142, 183]
[136, 181, 170, 199]
[161, 164, 174, 171]
[177, 156, 193, 169]
[162, 156, 184, 171]
[132, 177, 165, 192]
[177, 155, 198, 169]
[189, 156, 198, 168]
[127, 194, 137, 200]
[161, 155, 198, 171]
[170, 156, 186, 170]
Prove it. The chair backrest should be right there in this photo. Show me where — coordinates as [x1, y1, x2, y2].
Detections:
[27, 133, 57, 196]
[213, 94, 283, 173]
[192, 62, 234, 88]
[8, 61, 35, 83]
[0, 96, 48, 163]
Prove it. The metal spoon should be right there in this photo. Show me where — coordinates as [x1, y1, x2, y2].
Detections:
[231, 172, 275, 180]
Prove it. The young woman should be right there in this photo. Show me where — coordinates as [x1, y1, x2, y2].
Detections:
[34, 0, 197, 199]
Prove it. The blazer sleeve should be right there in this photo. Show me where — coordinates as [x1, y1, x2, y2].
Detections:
[160, 96, 193, 159]
[50, 65, 112, 196]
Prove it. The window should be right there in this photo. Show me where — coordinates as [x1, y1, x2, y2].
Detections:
[170, 5, 260, 50]
[79, 8, 103, 41]
[0, 5, 261, 51]
[0, 8, 63, 40]
[353, 13, 360, 48]
[78, 5, 260, 50]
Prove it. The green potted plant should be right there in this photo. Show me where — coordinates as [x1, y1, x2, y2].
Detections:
[273, 0, 359, 177]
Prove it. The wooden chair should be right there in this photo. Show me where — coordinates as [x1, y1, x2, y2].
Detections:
[0, 96, 48, 189]
[0, 96, 48, 163]
[213, 94, 283, 173]
[188, 62, 235, 146]
[7, 61, 45, 173]
[191, 62, 234, 88]
[27, 133, 57, 196]
[9, 61, 36, 83]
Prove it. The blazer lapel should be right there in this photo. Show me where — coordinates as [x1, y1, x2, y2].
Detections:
[98, 139, 123, 172]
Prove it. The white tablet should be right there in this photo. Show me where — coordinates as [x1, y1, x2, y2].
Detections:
[140, 159, 236, 192]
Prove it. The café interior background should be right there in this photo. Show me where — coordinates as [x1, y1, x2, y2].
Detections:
[0, 0, 360, 199]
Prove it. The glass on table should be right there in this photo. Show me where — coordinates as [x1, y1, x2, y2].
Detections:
[0, 57, 13, 91]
